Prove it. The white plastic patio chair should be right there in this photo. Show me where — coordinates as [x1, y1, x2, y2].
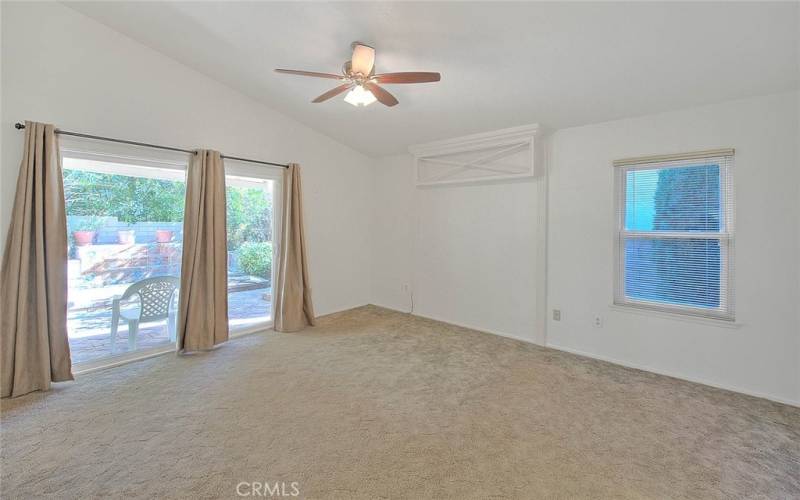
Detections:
[110, 276, 179, 353]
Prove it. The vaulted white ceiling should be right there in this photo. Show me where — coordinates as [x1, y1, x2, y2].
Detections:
[68, 1, 799, 157]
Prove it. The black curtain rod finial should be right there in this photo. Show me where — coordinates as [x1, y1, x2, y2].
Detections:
[13, 121, 289, 168]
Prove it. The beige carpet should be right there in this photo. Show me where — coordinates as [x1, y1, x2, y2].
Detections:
[2, 306, 798, 499]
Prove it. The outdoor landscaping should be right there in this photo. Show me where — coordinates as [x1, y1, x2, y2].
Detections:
[64, 167, 274, 363]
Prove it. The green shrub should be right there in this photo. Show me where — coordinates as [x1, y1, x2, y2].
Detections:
[237, 241, 272, 279]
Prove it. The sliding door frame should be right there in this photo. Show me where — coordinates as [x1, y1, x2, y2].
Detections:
[60, 138, 283, 373]
[60, 138, 189, 372]
[223, 159, 283, 338]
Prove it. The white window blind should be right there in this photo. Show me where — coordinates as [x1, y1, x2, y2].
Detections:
[614, 149, 735, 320]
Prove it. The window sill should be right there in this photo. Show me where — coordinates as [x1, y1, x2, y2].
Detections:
[609, 304, 742, 329]
[74, 321, 274, 376]
[230, 321, 273, 338]
[73, 345, 175, 376]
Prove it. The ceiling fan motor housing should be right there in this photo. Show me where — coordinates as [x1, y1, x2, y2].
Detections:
[343, 61, 376, 79]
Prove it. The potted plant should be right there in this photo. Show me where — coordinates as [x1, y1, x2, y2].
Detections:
[72, 217, 101, 246]
[155, 229, 174, 243]
[117, 225, 136, 245]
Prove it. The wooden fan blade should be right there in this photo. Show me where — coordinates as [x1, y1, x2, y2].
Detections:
[373, 72, 441, 84]
[312, 83, 353, 103]
[363, 82, 398, 107]
[275, 69, 344, 80]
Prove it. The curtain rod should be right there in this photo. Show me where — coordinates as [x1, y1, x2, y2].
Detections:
[14, 122, 290, 169]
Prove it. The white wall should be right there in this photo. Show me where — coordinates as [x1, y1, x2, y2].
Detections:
[2, 2, 797, 405]
[370, 92, 799, 405]
[370, 154, 547, 344]
[370, 154, 415, 312]
[547, 91, 800, 405]
[0, 1, 373, 316]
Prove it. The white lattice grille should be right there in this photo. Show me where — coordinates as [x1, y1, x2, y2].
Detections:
[410, 124, 540, 187]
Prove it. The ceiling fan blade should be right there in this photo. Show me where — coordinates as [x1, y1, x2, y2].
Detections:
[312, 83, 353, 103]
[363, 82, 398, 107]
[275, 69, 344, 80]
[373, 72, 441, 84]
[350, 43, 375, 76]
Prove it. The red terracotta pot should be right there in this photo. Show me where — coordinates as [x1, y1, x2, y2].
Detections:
[155, 229, 174, 243]
[73, 230, 95, 246]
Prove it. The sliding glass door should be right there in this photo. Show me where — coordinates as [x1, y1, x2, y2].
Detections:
[63, 155, 186, 365]
[225, 170, 278, 334]
[62, 147, 280, 367]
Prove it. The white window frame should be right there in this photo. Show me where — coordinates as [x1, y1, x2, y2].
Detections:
[613, 149, 735, 321]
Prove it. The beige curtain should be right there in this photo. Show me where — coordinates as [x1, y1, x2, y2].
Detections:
[274, 164, 316, 332]
[177, 150, 229, 351]
[1, 121, 73, 398]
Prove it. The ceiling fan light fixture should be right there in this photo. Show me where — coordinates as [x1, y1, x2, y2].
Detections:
[344, 85, 377, 107]
[350, 43, 375, 76]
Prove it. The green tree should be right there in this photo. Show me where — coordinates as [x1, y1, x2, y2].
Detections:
[226, 186, 272, 251]
[651, 164, 720, 307]
[63, 170, 186, 223]
[64, 169, 274, 258]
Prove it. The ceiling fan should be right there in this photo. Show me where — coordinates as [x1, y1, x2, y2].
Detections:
[275, 42, 440, 107]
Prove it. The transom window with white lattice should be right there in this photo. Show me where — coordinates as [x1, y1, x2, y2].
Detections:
[410, 124, 541, 187]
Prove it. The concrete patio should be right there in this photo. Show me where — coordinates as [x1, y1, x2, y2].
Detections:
[68, 287, 272, 364]
[66, 239, 274, 365]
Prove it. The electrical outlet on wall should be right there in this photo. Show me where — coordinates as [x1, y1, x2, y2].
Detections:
[553, 309, 561, 321]
[593, 315, 603, 328]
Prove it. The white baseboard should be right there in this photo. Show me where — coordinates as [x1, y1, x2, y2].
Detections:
[316, 302, 372, 318]
[546, 343, 800, 408]
[367, 303, 799, 408]
[368, 301, 412, 315]
[404, 309, 544, 346]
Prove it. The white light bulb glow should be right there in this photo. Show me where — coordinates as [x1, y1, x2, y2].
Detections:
[344, 85, 377, 107]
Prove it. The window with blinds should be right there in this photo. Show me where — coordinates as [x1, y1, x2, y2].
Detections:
[614, 149, 734, 320]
